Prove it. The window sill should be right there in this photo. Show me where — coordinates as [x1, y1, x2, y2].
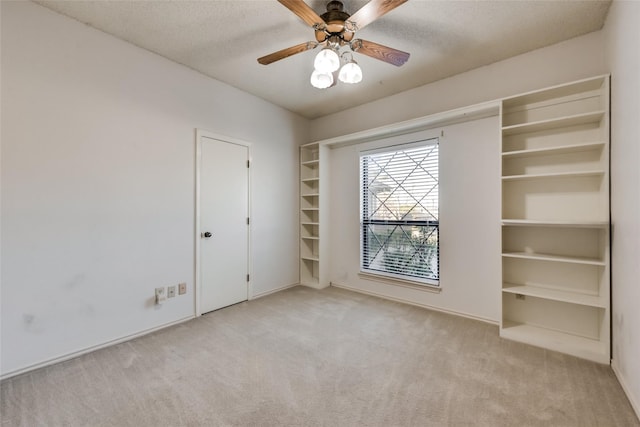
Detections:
[358, 272, 442, 294]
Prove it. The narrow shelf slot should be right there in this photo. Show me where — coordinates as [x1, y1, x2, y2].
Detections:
[502, 170, 605, 181]
[301, 236, 319, 240]
[502, 252, 605, 266]
[301, 160, 319, 166]
[502, 111, 605, 136]
[301, 222, 319, 226]
[301, 255, 319, 262]
[301, 207, 319, 211]
[301, 193, 320, 197]
[502, 141, 605, 158]
[301, 177, 319, 182]
[502, 284, 605, 308]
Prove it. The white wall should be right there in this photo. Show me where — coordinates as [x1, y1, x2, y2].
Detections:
[604, 0, 640, 417]
[310, 31, 606, 141]
[328, 118, 501, 322]
[0, 1, 307, 377]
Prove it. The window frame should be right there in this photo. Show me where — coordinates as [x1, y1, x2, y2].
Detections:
[359, 138, 440, 288]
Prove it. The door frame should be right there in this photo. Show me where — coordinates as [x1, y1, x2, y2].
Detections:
[195, 129, 252, 317]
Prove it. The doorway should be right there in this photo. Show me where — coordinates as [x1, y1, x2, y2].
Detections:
[196, 131, 250, 315]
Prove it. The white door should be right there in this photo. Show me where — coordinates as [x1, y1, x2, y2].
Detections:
[199, 136, 249, 314]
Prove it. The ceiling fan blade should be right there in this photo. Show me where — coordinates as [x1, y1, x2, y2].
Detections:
[351, 39, 409, 67]
[278, 0, 326, 29]
[348, 0, 408, 31]
[258, 41, 319, 65]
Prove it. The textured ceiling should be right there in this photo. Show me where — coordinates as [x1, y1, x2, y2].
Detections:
[34, 0, 611, 119]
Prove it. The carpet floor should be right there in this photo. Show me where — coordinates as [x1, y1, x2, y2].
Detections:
[1, 286, 638, 426]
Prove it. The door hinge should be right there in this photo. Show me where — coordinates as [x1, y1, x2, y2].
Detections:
[247, 217, 250, 225]
[247, 160, 250, 168]
[246, 274, 250, 282]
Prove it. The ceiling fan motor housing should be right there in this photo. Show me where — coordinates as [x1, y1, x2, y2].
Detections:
[315, 0, 354, 43]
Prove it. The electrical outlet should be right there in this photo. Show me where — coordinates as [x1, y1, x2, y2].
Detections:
[178, 282, 187, 295]
[168, 286, 176, 298]
[155, 287, 166, 305]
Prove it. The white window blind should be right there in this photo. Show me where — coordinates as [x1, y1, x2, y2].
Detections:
[360, 139, 439, 284]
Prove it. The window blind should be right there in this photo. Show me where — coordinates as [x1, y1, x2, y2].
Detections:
[360, 139, 439, 284]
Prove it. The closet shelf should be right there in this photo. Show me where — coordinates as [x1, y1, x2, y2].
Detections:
[301, 160, 319, 166]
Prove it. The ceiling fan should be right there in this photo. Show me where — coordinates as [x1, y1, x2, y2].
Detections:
[258, 0, 410, 82]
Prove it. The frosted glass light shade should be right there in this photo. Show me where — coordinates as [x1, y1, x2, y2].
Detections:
[310, 70, 333, 89]
[338, 62, 363, 84]
[314, 48, 340, 73]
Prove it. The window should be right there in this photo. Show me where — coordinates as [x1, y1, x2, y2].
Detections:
[360, 139, 439, 285]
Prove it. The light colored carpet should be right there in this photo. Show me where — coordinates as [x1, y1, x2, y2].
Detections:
[1, 286, 638, 426]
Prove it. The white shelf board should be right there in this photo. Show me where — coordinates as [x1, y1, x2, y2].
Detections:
[301, 236, 319, 240]
[301, 255, 319, 262]
[502, 142, 605, 159]
[501, 219, 608, 228]
[301, 193, 320, 197]
[301, 160, 319, 166]
[502, 170, 605, 181]
[301, 207, 319, 211]
[502, 284, 606, 308]
[500, 322, 608, 364]
[501, 76, 606, 109]
[502, 252, 605, 266]
[501, 111, 605, 136]
[301, 222, 319, 226]
[301, 177, 319, 182]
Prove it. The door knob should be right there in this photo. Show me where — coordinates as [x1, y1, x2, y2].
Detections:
[202, 231, 212, 238]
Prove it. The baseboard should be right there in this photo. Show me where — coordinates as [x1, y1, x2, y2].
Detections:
[331, 281, 498, 326]
[0, 315, 195, 381]
[612, 360, 640, 421]
[250, 282, 299, 300]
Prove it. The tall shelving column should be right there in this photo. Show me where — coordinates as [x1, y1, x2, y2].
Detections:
[299, 142, 329, 288]
[499, 75, 610, 364]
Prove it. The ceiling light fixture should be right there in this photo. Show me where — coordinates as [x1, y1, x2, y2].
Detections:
[338, 52, 362, 84]
[258, 1, 410, 90]
[313, 46, 340, 73]
[310, 69, 334, 89]
[310, 46, 364, 89]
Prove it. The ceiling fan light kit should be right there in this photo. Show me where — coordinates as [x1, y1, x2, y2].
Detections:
[310, 69, 334, 89]
[314, 47, 340, 73]
[259, 0, 410, 90]
[338, 59, 363, 84]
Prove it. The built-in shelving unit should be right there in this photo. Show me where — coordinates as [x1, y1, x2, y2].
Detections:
[299, 142, 329, 288]
[499, 75, 610, 364]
